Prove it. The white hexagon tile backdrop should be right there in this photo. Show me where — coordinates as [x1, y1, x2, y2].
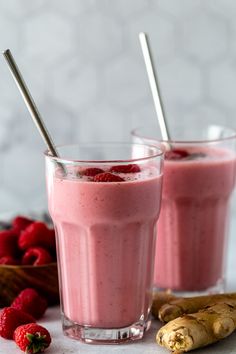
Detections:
[0, 0, 236, 214]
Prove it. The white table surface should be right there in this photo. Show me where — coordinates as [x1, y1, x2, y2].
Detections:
[1, 219, 236, 354]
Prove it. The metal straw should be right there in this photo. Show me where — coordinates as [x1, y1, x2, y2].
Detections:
[139, 32, 171, 141]
[2, 49, 60, 159]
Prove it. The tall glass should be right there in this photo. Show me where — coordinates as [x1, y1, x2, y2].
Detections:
[133, 124, 236, 295]
[45, 143, 163, 344]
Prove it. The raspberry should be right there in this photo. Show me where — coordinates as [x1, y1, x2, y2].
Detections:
[18, 222, 56, 252]
[11, 288, 47, 319]
[14, 323, 51, 353]
[93, 172, 125, 182]
[110, 164, 141, 173]
[0, 255, 19, 265]
[165, 149, 189, 160]
[81, 167, 104, 177]
[12, 216, 34, 233]
[0, 230, 19, 258]
[0, 307, 35, 339]
[22, 247, 53, 266]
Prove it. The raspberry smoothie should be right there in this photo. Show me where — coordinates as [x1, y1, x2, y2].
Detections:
[45, 143, 163, 343]
[155, 146, 236, 292]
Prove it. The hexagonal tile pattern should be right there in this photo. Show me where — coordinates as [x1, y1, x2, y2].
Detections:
[2, 144, 45, 200]
[98, 0, 150, 18]
[22, 12, 74, 68]
[0, 17, 19, 51]
[104, 54, 149, 108]
[181, 103, 228, 127]
[78, 13, 123, 63]
[50, 0, 96, 17]
[0, 0, 45, 19]
[41, 100, 75, 145]
[158, 58, 203, 107]
[182, 12, 229, 63]
[157, 0, 202, 18]
[52, 58, 98, 112]
[209, 0, 236, 17]
[129, 12, 177, 64]
[0, 188, 22, 214]
[1, 0, 236, 215]
[209, 60, 236, 110]
[78, 103, 130, 142]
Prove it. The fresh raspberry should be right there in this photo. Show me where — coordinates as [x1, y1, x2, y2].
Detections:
[14, 323, 51, 353]
[0, 255, 19, 265]
[165, 149, 189, 160]
[12, 216, 34, 233]
[11, 288, 47, 319]
[18, 222, 56, 252]
[93, 172, 125, 182]
[0, 230, 19, 258]
[0, 307, 35, 339]
[22, 247, 53, 266]
[110, 164, 141, 173]
[81, 167, 104, 177]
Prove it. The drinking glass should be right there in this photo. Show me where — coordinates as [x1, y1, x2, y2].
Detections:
[45, 142, 163, 343]
[133, 123, 236, 295]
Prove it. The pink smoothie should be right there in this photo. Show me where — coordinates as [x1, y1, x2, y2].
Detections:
[48, 167, 162, 328]
[154, 147, 236, 291]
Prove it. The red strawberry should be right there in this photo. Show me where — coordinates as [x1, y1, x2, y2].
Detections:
[0, 307, 35, 339]
[14, 323, 51, 353]
[0, 230, 19, 258]
[0, 255, 19, 265]
[93, 172, 125, 182]
[11, 288, 47, 319]
[110, 164, 141, 173]
[12, 216, 34, 233]
[18, 222, 56, 251]
[165, 149, 189, 160]
[22, 247, 53, 266]
[81, 167, 104, 177]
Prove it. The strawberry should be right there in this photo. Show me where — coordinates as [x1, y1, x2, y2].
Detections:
[81, 167, 104, 177]
[165, 149, 189, 160]
[110, 164, 141, 173]
[12, 216, 34, 233]
[14, 323, 51, 353]
[18, 222, 56, 252]
[0, 229, 19, 258]
[11, 288, 47, 319]
[93, 172, 125, 182]
[22, 247, 53, 266]
[0, 307, 35, 339]
[0, 255, 19, 265]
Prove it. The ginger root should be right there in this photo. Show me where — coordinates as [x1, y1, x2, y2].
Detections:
[157, 301, 236, 352]
[158, 292, 236, 323]
[152, 291, 177, 319]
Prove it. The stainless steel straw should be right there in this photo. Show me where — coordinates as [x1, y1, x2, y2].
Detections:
[139, 32, 171, 141]
[2, 49, 60, 159]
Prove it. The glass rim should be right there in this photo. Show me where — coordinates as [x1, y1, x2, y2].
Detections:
[44, 142, 164, 165]
[132, 124, 236, 144]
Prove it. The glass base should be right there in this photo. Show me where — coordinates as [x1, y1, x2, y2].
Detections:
[62, 315, 151, 344]
[154, 277, 225, 297]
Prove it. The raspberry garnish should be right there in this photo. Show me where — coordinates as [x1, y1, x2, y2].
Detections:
[110, 164, 141, 173]
[81, 167, 104, 177]
[165, 149, 189, 160]
[93, 172, 125, 182]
